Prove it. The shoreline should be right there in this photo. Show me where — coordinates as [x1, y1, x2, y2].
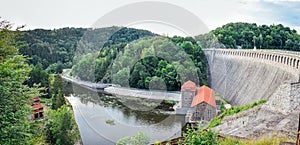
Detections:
[61, 73, 181, 102]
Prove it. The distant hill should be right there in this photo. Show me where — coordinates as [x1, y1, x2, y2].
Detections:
[19, 27, 156, 73]
[196, 22, 300, 51]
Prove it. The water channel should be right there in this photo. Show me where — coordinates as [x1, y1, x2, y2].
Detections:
[64, 82, 185, 145]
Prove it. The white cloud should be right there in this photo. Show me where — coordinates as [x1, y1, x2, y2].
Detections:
[1, 0, 300, 34]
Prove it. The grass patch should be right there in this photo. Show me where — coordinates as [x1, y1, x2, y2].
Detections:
[164, 100, 176, 105]
[105, 119, 115, 125]
[207, 100, 267, 128]
[219, 136, 290, 145]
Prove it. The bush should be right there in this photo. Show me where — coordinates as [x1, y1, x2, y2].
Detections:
[43, 105, 80, 145]
[180, 125, 218, 145]
[117, 132, 150, 145]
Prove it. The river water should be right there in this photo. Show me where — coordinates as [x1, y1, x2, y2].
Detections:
[64, 82, 185, 145]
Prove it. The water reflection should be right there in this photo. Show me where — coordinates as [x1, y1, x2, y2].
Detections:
[64, 82, 185, 145]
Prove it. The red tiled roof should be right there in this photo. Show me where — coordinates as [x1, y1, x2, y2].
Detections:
[32, 104, 43, 109]
[181, 80, 197, 91]
[191, 85, 216, 107]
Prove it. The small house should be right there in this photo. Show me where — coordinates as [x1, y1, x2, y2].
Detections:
[176, 80, 217, 124]
[189, 86, 216, 123]
[29, 97, 44, 120]
[31, 104, 44, 119]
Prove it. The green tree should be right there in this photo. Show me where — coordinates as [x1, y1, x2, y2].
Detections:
[44, 105, 80, 145]
[27, 63, 49, 87]
[26, 62, 50, 97]
[112, 68, 130, 87]
[51, 75, 66, 110]
[0, 20, 40, 144]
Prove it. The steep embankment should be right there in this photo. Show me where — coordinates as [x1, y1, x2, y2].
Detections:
[205, 50, 300, 139]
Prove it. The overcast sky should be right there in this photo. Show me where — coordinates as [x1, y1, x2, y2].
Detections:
[1, 0, 300, 36]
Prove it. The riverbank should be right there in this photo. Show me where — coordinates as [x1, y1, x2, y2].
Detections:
[61, 72, 181, 102]
[64, 95, 83, 145]
[104, 87, 180, 102]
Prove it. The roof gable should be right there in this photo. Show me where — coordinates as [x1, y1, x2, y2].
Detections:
[32, 104, 43, 109]
[181, 80, 197, 92]
[191, 85, 216, 107]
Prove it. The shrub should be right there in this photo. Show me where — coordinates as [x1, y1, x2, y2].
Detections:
[117, 132, 150, 145]
[179, 125, 218, 145]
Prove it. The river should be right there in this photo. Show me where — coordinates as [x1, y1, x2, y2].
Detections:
[64, 81, 185, 145]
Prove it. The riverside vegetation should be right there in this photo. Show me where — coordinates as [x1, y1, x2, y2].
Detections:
[0, 19, 80, 145]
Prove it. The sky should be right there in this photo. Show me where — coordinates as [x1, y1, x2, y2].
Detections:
[1, 0, 300, 36]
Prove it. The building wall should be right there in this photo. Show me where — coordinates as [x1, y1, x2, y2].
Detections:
[181, 90, 195, 108]
[190, 102, 216, 122]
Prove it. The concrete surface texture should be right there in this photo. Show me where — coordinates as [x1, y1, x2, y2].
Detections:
[204, 49, 300, 139]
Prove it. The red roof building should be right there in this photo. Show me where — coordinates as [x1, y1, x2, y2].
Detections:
[181, 80, 197, 92]
[191, 85, 216, 107]
[29, 97, 44, 120]
[179, 82, 217, 123]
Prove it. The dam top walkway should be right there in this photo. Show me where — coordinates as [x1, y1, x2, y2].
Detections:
[204, 48, 300, 77]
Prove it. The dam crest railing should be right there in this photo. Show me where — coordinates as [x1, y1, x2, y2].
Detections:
[203, 48, 300, 77]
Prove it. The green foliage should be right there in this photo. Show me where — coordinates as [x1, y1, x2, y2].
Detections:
[105, 119, 115, 125]
[51, 75, 66, 110]
[199, 22, 300, 50]
[80, 36, 208, 91]
[71, 53, 98, 82]
[179, 126, 218, 145]
[117, 132, 150, 145]
[0, 19, 41, 144]
[196, 32, 225, 48]
[220, 104, 225, 110]
[19, 27, 155, 73]
[164, 100, 176, 105]
[43, 105, 80, 145]
[46, 61, 64, 74]
[223, 98, 231, 104]
[207, 100, 267, 128]
[26, 62, 50, 97]
[219, 136, 289, 145]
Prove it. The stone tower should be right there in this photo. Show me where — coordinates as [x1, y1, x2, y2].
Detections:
[181, 81, 197, 108]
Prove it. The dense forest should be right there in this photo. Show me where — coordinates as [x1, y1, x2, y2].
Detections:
[72, 36, 208, 91]
[197, 22, 300, 51]
[19, 27, 156, 73]
[16, 22, 300, 92]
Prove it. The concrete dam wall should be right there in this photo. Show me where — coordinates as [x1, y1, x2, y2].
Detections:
[204, 49, 300, 139]
[204, 49, 299, 105]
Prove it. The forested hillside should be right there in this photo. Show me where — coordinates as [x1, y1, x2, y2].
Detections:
[19, 27, 156, 73]
[71, 36, 208, 91]
[0, 19, 80, 144]
[197, 22, 300, 51]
